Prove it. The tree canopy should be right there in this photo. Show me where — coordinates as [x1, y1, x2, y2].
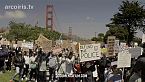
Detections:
[106, 0, 145, 46]
[4, 21, 67, 41]
[91, 33, 104, 42]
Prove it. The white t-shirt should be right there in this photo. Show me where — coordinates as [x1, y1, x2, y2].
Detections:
[29, 56, 36, 63]
[57, 57, 66, 74]
[65, 56, 75, 75]
[24, 56, 29, 64]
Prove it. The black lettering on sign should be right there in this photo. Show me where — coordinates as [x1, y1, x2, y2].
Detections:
[87, 45, 93, 49]
[80, 45, 85, 49]
[86, 45, 93, 49]
[94, 46, 98, 51]
[81, 52, 98, 59]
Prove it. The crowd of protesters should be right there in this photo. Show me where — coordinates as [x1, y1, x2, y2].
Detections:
[0, 43, 145, 82]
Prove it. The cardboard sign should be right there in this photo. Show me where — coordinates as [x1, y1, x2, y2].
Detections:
[35, 34, 52, 52]
[117, 51, 131, 68]
[107, 36, 116, 56]
[114, 40, 119, 54]
[79, 43, 101, 62]
[52, 48, 62, 54]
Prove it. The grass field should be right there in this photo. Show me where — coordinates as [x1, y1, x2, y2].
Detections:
[0, 70, 27, 82]
[0, 70, 15, 82]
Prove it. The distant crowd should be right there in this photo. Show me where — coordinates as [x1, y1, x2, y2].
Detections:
[0, 44, 145, 82]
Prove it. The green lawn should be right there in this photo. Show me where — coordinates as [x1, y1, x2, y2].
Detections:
[0, 70, 27, 82]
[0, 70, 15, 82]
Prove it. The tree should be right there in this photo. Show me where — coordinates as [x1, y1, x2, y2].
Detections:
[107, 0, 145, 46]
[5, 21, 66, 41]
[104, 25, 128, 43]
[91, 37, 98, 41]
[98, 33, 104, 38]
[91, 33, 104, 42]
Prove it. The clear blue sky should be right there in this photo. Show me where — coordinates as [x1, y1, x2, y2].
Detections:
[0, 0, 145, 39]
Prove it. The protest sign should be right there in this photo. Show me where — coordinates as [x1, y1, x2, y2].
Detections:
[114, 40, 119, 54]
[52, 48, 62, 54]
[142, 34, 145, 43]
[35, 34, 52, 52]
[107, 36, 116, 57]
[22, 42, 33, 49]
[129, 47, 142, 58]
[120, 42, 127, 51]
[3, 41, 10, 45]
[117, 51, 131, 68]
[79, 43, 101, 62]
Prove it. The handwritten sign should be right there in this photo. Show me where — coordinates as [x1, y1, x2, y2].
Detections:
[107, 36, 116, 56]
[22, 42, 33, 49]
[79, 43, 101, 62]
[114, 40, 119, 54]
[52, 48, 62, 54]
[35, 34, 52, 52]
[117, 51, 131, 68]
[129, 47, 142, 58]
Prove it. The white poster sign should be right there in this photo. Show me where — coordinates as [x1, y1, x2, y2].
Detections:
[22, 42, 33, 49]
[79, 43, 101, 62]
[142, 34, 145, 43]
[117, 51, 131, 68]
[129, 47, 142, 58]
